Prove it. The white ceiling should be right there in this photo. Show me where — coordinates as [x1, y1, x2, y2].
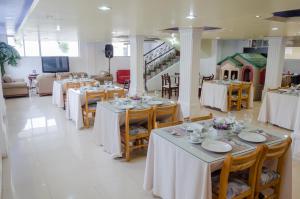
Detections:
[18, 0, 300, 42]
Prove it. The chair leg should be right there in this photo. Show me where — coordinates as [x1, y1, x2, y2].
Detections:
[125, 141, 130, 161]
[168, 89, 171, 99]
[86, 112, 90, 128]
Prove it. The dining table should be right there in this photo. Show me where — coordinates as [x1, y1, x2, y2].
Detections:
[52, 78, 97, 108]
[93, 97, 183, 158]
[143, 119, 291, 199]
[200, 80, 254, 112]
[65, 85, 122, 129]
[258, 88, 300, 130]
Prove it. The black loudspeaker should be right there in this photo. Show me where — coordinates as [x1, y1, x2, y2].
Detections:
[105, 44, 113, 58]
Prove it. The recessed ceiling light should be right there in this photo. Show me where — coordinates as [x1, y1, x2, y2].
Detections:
[98, 6, 111, 11]
[111, 31, 117, 34]
[272, 27, 279, 31]
[186, 14, 196, 20]
[216, 37, 221, 40]
[255, 15, 261, 18]
[56, 25, 60, 31]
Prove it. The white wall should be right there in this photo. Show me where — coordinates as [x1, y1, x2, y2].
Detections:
[284, 59, 300, 74]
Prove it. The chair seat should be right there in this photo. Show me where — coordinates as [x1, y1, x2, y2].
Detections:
[212, 175, 250, 199]
[82, 103, 97, 111]
[260, 167, 280, 185]
[121, 125, 148, 136]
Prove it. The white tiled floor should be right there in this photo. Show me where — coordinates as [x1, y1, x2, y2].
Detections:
[2, 96, 299, 199]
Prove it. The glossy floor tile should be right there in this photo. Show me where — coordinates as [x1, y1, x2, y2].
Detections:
[2, 96, 299, 198]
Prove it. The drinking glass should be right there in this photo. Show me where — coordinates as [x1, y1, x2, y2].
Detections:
[243, 112, 252, 127]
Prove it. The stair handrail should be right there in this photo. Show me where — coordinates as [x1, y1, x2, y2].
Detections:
[145, 47, 175, 66]
[143, 42, 166, 56]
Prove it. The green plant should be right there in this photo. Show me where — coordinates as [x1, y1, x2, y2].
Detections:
[0, 42, 21, 76]
[58, 42, 69, 53]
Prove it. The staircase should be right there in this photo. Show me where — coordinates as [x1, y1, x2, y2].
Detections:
[144, 42, 180, 91]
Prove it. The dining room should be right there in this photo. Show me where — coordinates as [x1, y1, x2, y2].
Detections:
[0, 0, 300, 199]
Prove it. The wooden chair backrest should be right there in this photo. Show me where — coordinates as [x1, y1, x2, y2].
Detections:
[64, 82, 81, 91]
[241, 82, 252, 97]
[255, 137, 292, 189]
[106, 89, 125, 99]
[161, 74, 171, 87]
[219, 145, 264, 199]
[189, 113, 213, 122]
[228, 83, 242, 99]
[153, 104, 177, 127]
[84, 91, 106, 111]
[125, 108, 153, 134]
[155, 121, 183, 128]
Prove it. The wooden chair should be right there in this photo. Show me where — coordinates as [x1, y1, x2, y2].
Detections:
[153, 104, 178, 128]
[198, 74, 214, 98]
[254, 137, 292, 199]
[106, 89, 125, 100]
[63, 82, 81, 109]
[213, 145, 264, 199]
[241, 82, 252, 109]
[188, 113, 213, 122]
[121, 108, 153, 161]
[82, 91, 106, 128]
[161, 74, 178, 99]
[228, 83, 242, 111]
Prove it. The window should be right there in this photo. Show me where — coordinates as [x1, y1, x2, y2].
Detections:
[285, 47, 300, 59]
[7, 35, 79, 57]
[41, 41, 79, 57]
[112, 42, 130, 56]
[7, 36, 25, 56]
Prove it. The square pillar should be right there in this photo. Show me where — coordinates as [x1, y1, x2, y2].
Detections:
[264, 37, 286, 92]
[129, 35, 145, 96]
[178, 28, 202, 117]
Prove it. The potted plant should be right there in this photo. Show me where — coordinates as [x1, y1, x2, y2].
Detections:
[0, 42, 21, 76]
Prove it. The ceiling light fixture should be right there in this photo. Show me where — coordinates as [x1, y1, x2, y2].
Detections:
[216, 37, 221, 40]
[255, 15, 261, 18]
[186, 14, 196, 20]
[56, 25, 60, 31]
[98, 6, 111, 11]
[272, 27, 279, 31]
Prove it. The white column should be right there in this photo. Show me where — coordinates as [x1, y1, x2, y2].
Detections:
[129, 35, 145, 96]
[264, 37, 286, 92]
[178, 28, 202, 117]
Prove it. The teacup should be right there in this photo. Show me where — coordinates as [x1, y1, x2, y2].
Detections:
[190, 132, 201, 142]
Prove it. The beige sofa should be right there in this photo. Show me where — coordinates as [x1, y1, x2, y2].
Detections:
[2, 76, 29, 98]
[35, 72, 89, 96]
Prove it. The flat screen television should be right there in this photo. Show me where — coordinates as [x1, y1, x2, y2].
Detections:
[41, 56, 69, 73]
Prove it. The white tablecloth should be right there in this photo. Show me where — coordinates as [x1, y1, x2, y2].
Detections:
[258, 92, 300, 130]
[200, 81, 254, 112]
[65, 89, 84, 129]
[144, 128, 292, 199]
[93, 101, 183, 158]
[52, 81, 64, 108]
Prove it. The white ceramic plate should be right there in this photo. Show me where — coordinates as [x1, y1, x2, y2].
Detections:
[201, 140, 232, 153]
[238, 132, 266, 143]
[118, 105, 135, 110]
[147, 101, 163, 105]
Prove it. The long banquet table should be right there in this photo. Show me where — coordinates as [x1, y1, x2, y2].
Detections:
[65, 85, 122, 129]
[200, 80, 254, 112]
[93, 98, 183, 158]
[52, 78, 97, 108]
[143, 120, 291, 199]
[258, 89, 300, 130]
